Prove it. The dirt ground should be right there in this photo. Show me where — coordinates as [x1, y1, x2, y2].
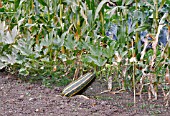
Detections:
[1, 73, 170, 116]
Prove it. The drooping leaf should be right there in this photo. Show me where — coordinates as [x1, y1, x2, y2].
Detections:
[95, 0, 109, 19]
[107, 6, 126, 17]
[88, 55, 107, 66]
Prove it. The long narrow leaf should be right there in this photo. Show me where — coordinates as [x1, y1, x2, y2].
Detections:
[14, 0, 20, 10]
[37, 0, 47, 6]
[95, 0, 108, 20]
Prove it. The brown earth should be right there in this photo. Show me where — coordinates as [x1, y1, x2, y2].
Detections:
[0, 73, 170, 116]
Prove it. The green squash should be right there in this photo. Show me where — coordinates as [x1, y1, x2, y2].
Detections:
[62, 72, 95, 97]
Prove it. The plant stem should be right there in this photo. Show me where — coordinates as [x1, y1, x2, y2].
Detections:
[100, 11, 104, 36]
[155, 0, 159, 33]
[60, 0, 65, 54]
[132, 40, 136, 106]
[133, 60, 136, 106]
[76, 1, 80, 41]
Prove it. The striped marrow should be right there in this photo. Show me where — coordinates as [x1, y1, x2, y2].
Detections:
[62, 72, 95, 97]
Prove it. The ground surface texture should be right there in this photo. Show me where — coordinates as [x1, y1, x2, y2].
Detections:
[0, 73, 170, 116]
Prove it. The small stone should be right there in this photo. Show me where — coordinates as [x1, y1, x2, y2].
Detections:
[35, 108, 44, 113]
[20, 94, 25, 98]
[55, 95, 62, 97]
[29, 97, 36, 101]
[7, 99, 15, 103]
[44, 88, 51, 94]
[35, 109, 39, 112]
[0, 86, 4, 90]
[18, 94, 25, 100]
[76, 95, 89, 99]
[9, 110, 13, 113]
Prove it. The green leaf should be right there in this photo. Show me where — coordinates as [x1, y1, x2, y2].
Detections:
[18, 18, 25, 27]
[59, 54, 67, 62]
[0, 8, 5, 12]
[158, 0, 166, 11]
[107, 6, 126, 17]
[103, 47, 114, 58]
[35, 44, 43, 52]
[0, 54, 16, 65]
[6, 31, 14, 44]
[40, 57, 49, 62]
[19, 68, 29, 76]
[11, 26, 18, 40]
[53, 36, 64, 47]
[40, 34, 52, 47]
[88, 55, 107, 66]
[125, 0, 134, 6]
[80, 6, 88, 25]
[89, 45, 103, 57]
[37, 0, 48, 6]
[121, 51, 128, 57]
[64, 34, 75, 50]
[13, 38, 34, 56]
[25, 23, 36, 28]
[95, 0, 109, 19]
[0, 22, 16, 44]
[143, 1, 154, 9]
[14, 0, 20, 10]
[87, 10, 93, 24]
[134, 25, 149, 32]
[34, 0, 40, 15]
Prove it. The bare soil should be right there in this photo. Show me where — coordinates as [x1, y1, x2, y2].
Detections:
[0, 73, 170, 116]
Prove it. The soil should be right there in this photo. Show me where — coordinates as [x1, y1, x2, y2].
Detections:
[1, 73, 170, 116]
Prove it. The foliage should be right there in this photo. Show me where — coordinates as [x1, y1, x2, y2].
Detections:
[0, 0, 170, 102]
